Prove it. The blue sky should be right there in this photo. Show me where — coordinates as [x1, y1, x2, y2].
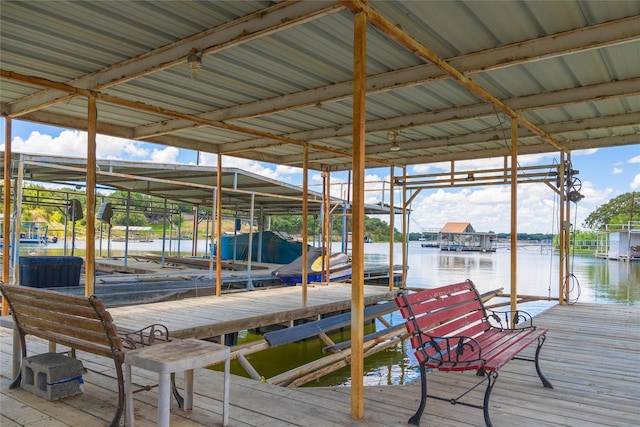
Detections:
[2, 120, 639, 234]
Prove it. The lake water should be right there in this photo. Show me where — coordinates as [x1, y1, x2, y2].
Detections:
[16, 238, 639, 386]
[253, 241, 638, 387]
[42, 238, 637, 304]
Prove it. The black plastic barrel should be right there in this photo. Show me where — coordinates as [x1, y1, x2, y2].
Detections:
[19, 256, 83, 288]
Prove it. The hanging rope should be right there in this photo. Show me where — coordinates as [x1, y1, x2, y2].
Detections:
[564, 193, 582, 304]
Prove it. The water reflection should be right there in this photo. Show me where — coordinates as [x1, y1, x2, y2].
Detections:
[365, 242, 639, 304]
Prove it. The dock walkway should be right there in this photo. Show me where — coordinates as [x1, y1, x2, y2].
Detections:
[2, 303, 639, 426]
[107, 283, 397, 340]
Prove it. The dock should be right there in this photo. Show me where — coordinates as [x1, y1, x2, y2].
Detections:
[81, 257, 401, 306]
[107, 283, 397, 340]
[2, 299, 639, 426]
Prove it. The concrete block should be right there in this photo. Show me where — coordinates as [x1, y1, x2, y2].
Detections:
[21, 352, 84, 401]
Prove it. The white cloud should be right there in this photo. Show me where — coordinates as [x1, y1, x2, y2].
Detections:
[199, 154, 298, 183]
[9, 130, 86, 158]
[612, 167, 623, 174]
[629, 155, 640, 164]
[405, 181, 602, 233]
[573, 148, 599, 157]
[274, 164, 302, 176]
[631, 174, 640, 191]
[411, 153, 561, 176]
[6, 130, 152, 161]
[149, 146, 180, 164]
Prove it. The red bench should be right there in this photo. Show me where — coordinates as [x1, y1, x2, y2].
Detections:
[395, 279, 553, 427]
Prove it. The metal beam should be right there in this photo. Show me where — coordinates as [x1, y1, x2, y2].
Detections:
[341, 0, 568, 152]
[289, 109, 640, 164]
[2, 69, 392, 166]
[7, 1, 344, 117]
[133, 14, 640, 141]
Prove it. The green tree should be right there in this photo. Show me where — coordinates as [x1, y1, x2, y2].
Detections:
[583, 192, 639, 230]
[112, 212, 148, 227]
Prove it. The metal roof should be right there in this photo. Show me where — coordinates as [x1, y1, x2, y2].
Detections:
[2, 153, 395, 216]
[1, 1, 639, 171]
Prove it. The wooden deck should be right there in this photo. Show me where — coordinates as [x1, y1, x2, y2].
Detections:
[106, 283, 398, 340]
[2, 303, 639, 426]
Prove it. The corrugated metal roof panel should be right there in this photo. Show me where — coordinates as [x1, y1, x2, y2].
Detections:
[1, 0, 638, 171]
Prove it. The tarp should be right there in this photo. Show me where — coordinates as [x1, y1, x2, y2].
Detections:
[215, 230, 307, 264]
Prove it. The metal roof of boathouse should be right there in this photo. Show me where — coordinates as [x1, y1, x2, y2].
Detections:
[1, 1, 638, 170]
[1, 153, 397, 216]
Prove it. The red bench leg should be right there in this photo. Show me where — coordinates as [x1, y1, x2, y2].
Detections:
[482, 371, 499, 427]
[409, 362, 428, 425]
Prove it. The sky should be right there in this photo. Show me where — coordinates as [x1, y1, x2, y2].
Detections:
[1, 119, 639, 235]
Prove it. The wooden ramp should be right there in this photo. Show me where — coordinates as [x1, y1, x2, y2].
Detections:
[2, 303, 639, 426]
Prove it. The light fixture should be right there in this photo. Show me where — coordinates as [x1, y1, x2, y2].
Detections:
[187, 48, 202, 80]
[388, 129, 400, 151]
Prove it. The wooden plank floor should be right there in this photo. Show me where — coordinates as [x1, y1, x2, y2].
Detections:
[2, 303, 639, 426]
[106, 283, 398, 339]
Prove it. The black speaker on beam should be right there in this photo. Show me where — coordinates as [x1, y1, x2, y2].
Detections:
[68, 199, 84, 222]
[97, 202, 113, 224]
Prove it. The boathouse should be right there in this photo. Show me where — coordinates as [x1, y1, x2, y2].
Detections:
[438, 222, 496, 252]
[595, 221, 640, 261]
[2, 1, 639, 423]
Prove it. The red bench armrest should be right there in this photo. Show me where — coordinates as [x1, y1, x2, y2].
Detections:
[485, 309, 535, 330]
[416, 332, 485, 367]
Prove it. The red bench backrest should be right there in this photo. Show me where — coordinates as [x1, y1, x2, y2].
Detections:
[394, 280, 488, 355]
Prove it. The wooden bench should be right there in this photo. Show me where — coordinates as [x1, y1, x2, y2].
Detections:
[395, 279, 553, 427]
[0, 284, 176, 427]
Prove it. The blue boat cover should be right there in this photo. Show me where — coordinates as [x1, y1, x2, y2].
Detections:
[214, 230, 308, 264]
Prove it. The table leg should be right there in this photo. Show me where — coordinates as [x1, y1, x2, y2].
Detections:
[158, 372, 171, 427]
[125, 363, 135, 427]
[223, 357, 230, 427]
[184, 369, 194, 411]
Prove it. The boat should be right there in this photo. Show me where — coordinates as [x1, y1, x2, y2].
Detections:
[0, 221, 57, 247]
[272, 247, 351, 285]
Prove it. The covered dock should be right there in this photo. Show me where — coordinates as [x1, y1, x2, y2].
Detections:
[2, 302, 639, 426]
[2, 0, 639, 422]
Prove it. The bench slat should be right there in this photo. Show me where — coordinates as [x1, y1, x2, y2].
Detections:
[397, 280, 474, 306]
[397, 287, 478, 319]
[1, 284, 91, 304]
[13, 312, 118, 348]
[407, 301, 483, 335]
[18, 324, 119, 360]
[477, 328, 547, 371]
[10, 304, 109, 334]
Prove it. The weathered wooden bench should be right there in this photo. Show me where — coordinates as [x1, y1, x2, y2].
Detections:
[395, 279, 553, 427]
[0, 284, 176, 427]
